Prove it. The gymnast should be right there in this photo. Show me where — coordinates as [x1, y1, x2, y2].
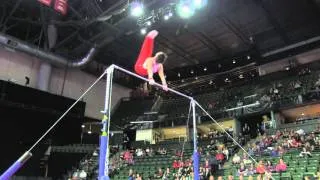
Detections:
[134, 30, 168, 91]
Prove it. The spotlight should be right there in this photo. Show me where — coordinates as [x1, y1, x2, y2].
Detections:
[88, 130, 92, 134]
[131, 1, 144, 17]
[164, 15, 170, 20]
[81, 125, 85, 128]
[168, 12, 173, 17]
[140, 28, 147, 35]
[232, 60, 236, 64]
[204, 67, 207, 71]
[178, 73, 181, 77]
[195, 77, 198, 80]
[177, 1, 195, 19]
[285, 67, 290, 71]
[146, 21, 152, 26]
[247, 55, 251, 60]
[239, 74, 244, 79]
[193, 0, 207, 9]
[190, 70, 194, 74]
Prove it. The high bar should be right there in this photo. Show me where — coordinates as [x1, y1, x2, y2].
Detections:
[112, 65, 193, 100]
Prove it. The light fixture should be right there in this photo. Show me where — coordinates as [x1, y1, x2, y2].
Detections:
[195, 77, 198, 80]
[247, 55, 251, 60]
[168, 12, 173, 17]
[178, 73, 181, 77]
[81, 125, 85, 128]
[239, 74, 244, 79]
[190, 70, 194, 74]
[204, 67, 207, 71]
[301, 113, 305, 116]
[140, 28, 147, 35]
[193, 0, 207, 9]
[232, 60, 236, 64]
[177, 1, 195, 19]
[131, 1, 144, 17]
[146, 21, 152, 26]
[88, 124, 92, 134]
[285, 67, 290, 71]
[164, 15, 170, 20]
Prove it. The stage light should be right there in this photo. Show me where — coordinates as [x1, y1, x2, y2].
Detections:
[88, 130, 92, 134]
[239, 74, 244, 79]
[285, 67, 290, 71]
[195, 77, 198, 80]
[81, 125, 85, 128]
[232, 60, 236, 64]
[193, 0, 207, 9]
[164, 15, 170, 20]
[131, 1, 144, 17]
[178, 73, 181, 77]
[140, 28, 147, 35]
[146, 21, 152, 26]
[301, 113, 305, 116]
[177, 1, 195, 19]
[168, 12, 173, 17]
[247, 55, 251, 60]
[190, 70, 194, 74]
[204, 67, 207, 71]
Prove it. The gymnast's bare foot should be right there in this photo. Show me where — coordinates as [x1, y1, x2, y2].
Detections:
[147, 30, 159, 39]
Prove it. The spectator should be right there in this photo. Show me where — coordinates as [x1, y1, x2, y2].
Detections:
[237, 163, 247, 177]
[173, 160, 179, 169]
[154, 167, 163, 179]
[256, 161, 266, 179]
[232, 154, 241, 164]
[275, 158, 287, 173]
[162, 167, 171, 180]
[136, 173, 142, 180]
[299, 147, 312, 157]
[223, 147, 229, 160]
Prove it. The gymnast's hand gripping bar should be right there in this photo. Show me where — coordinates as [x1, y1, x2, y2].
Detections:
[113, 65, 193, 100]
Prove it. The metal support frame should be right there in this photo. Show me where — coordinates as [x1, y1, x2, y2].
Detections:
[98, 65, 201, 179]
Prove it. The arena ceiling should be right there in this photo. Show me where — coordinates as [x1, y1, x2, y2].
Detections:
[1, 0, 320, 84]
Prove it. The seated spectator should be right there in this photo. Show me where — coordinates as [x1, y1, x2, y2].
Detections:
[223, 147, 229, 160]
[256, 161, 266, 179]
[136, 148, 144, 157]
[247, 164, 255, 176]
[172, 160, 179, 169]
[266, 161, 274, 172]
[154, 167, 163, 179]
[237, 163, 247, 176]
[136, 173, 142, 180]
[299, 147, 312, 157]
[232, 153, 241, 164]
[162, 167, 171, 180]
[275, 158, 287, 173]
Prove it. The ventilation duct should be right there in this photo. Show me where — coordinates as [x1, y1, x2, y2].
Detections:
[0, 32, 96, 68]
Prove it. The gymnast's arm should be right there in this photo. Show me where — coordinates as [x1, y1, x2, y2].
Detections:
[146, 58, 155, 83]
[158, 64, 167, 88]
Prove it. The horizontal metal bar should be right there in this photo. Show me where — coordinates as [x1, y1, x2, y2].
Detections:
[112, 65, 193, 100]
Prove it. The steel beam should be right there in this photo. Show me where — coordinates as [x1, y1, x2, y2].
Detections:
[255, 0, 291, 45]
[1, 0, 22, 32]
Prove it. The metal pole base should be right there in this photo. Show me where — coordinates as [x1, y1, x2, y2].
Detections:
[98, 176, 110, 180]
[0, 151, 32, 179]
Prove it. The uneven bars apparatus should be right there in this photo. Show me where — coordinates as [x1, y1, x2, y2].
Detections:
[1, 64, 249, 180]
[98, 65, 200, 180]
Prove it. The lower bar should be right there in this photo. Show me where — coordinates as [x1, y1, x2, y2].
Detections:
[0, 151, 32, 179]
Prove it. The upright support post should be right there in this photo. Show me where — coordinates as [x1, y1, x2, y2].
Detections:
[191, 99, 200, 180]
[0, 151, 32, 179]
[98, 65, 114, 180]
